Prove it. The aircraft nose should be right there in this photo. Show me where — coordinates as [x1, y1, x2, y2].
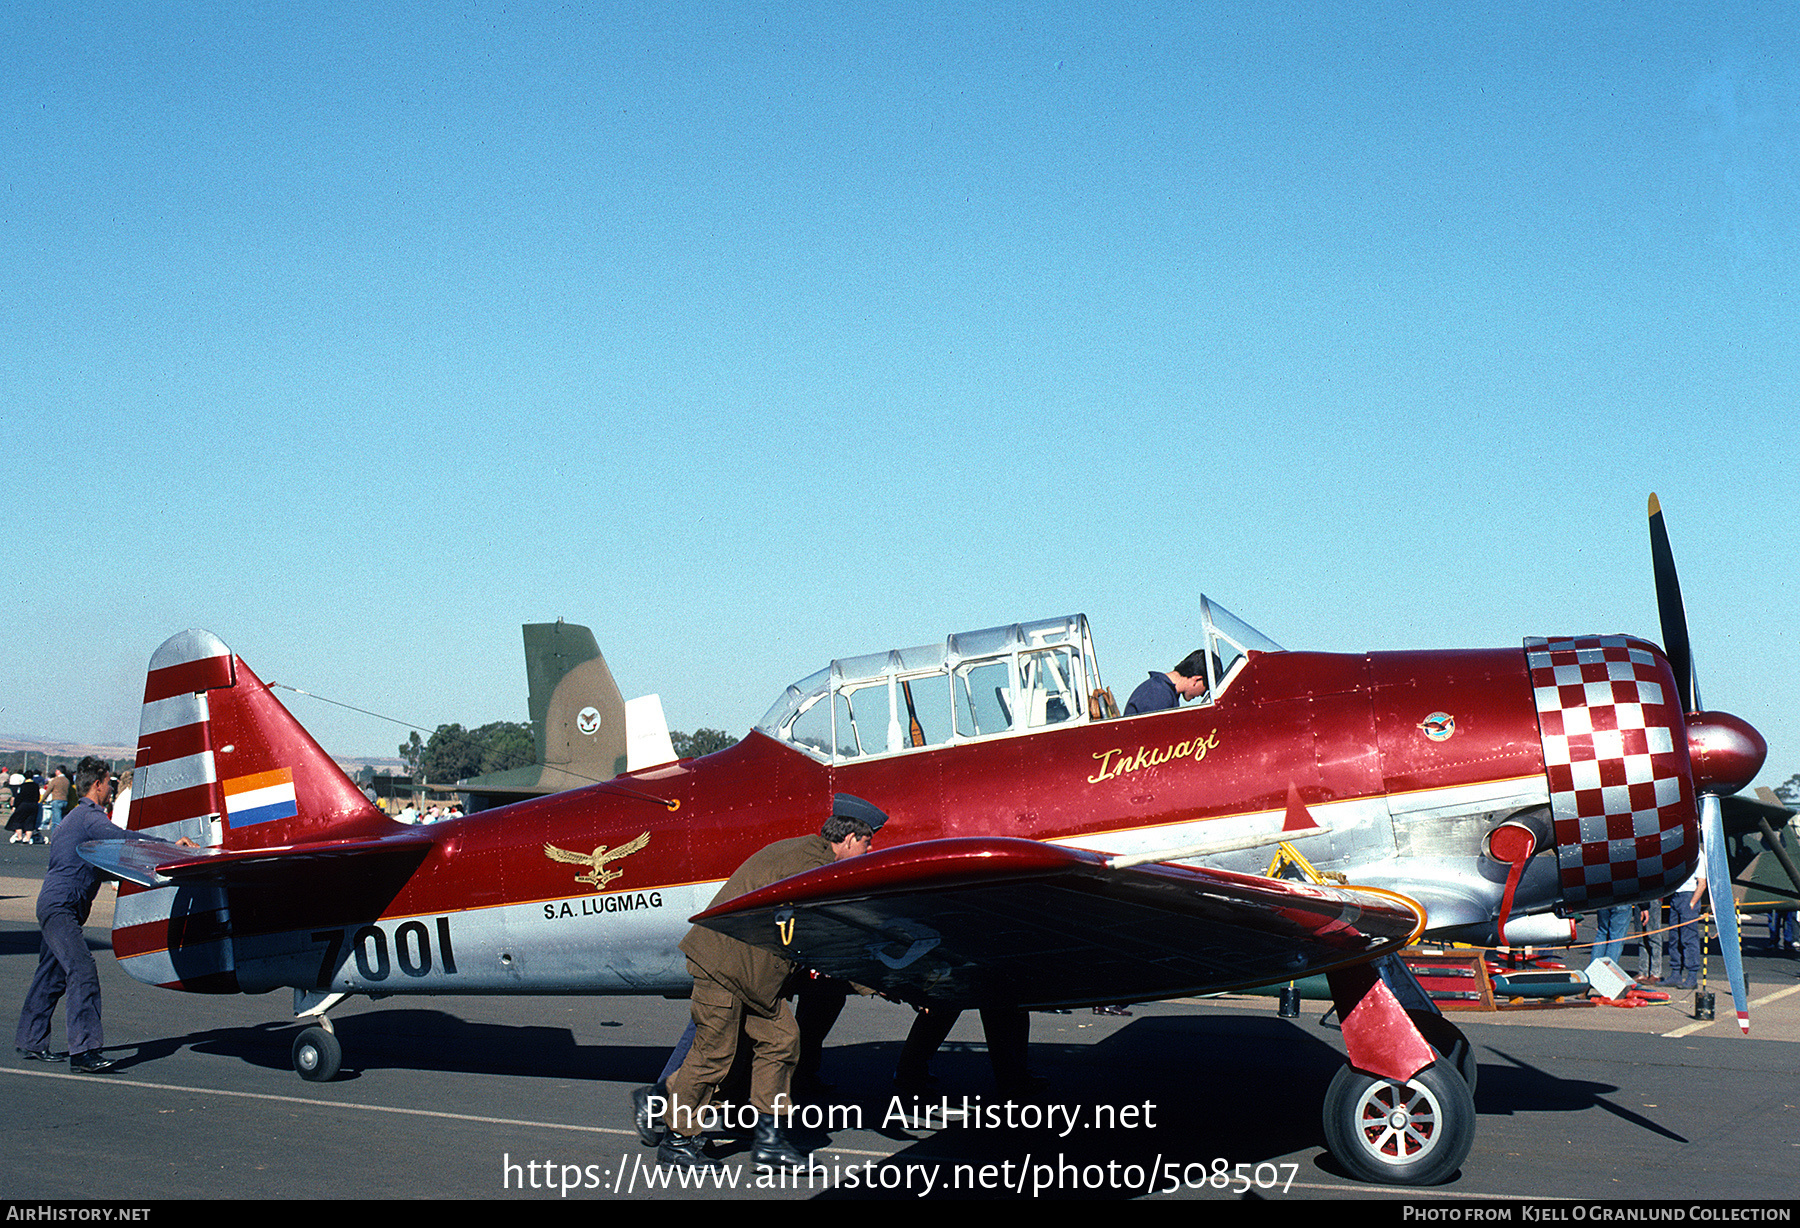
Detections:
[1686, 710, 1766, 797]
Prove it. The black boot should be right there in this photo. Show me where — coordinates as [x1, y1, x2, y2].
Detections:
[750, 1112, 806, 1169]
[656, 1132, 717, 1168]
[630, 1084, 666, 1147]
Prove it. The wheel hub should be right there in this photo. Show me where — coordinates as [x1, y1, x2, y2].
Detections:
[1358, 1079, 1442, 1163]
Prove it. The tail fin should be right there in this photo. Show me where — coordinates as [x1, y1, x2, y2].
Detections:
[461, 620, 630, 808]
[117, 631, 392, 991]
[131, 630, 389, 849]
[527, 620, 629, 783]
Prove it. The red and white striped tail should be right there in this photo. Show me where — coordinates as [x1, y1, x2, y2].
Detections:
[130, 630, 389, 848]
[115, 630, 395, 990]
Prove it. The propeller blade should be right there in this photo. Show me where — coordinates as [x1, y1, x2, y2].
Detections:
[1647, 493, 1697, 713]
[1701, 794, 1749, 1035]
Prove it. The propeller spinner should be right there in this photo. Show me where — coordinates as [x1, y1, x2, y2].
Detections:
[1648, 494, 1767, 1034]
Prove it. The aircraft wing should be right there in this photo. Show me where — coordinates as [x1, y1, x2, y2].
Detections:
[1723, 791, 1794, 835]
[81, 829, 437, 889]
[691, 837, 1426, 1009]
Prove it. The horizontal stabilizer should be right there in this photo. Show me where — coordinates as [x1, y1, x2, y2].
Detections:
[693, 837, 1425, 1009]
[82, 829, 436, 889]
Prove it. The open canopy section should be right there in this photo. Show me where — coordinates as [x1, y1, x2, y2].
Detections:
[756, 598, 1282, 764]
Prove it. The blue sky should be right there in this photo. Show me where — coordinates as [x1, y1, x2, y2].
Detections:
[4, 3, 1796, 788]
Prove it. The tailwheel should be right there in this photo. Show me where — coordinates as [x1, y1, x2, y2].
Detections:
[293, 1025, 341, 1082]
[1322, 1061, 1474, 1186]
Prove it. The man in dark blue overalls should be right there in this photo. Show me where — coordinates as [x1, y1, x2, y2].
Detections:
[15, 756, 192, 1072]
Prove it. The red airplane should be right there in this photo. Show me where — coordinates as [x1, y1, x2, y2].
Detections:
[85, 497, 1764, 1187]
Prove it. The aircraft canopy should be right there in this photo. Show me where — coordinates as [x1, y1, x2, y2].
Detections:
[756, 598, 1280, 765]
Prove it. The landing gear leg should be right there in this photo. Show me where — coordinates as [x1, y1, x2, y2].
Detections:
[1323, 962, 1476, 1185]
[1407, 1009, 1477, 1097]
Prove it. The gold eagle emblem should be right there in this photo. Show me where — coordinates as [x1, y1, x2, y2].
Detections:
[543, 831, 652, 890]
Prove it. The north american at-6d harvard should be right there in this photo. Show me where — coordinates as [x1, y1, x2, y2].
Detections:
[85, 497, 1765, 1186]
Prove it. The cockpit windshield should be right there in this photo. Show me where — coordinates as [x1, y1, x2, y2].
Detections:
[755, 599, 1279, 763]
[1196, 595, 1283, 694]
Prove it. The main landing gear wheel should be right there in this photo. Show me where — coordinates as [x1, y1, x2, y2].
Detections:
[293, 1026, 341, 1082]
[1322, 1061, 1475, 1186]
[1407, 1009, 1477, 1097]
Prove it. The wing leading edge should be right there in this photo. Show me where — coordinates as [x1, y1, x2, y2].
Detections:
[692, 837, 1426, 1009]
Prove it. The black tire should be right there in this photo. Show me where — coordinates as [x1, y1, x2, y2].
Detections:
[1407, 1009, 1477, 1097]
[293, 1026, 341, 1082]
[1322, 1060, 1475, 1186]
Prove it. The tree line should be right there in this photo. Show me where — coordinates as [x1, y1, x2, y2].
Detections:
[397, 723, 737, 783]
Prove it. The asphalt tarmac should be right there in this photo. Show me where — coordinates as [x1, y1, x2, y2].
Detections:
[2, 839, 1796, 1203]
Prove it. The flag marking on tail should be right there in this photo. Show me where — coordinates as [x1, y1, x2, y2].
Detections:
[224, 769, 299, 828]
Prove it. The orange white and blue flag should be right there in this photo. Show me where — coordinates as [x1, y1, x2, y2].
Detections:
[223, 768, 297, 828]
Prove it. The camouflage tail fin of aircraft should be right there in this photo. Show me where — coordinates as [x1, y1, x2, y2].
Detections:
[458, 620, 631, 811]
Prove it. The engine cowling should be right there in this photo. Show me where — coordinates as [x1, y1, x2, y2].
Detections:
[1523, 635, 1699, 911]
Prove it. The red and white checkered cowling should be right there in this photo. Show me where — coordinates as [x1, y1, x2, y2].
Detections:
[1524, 635, 1700, 910]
